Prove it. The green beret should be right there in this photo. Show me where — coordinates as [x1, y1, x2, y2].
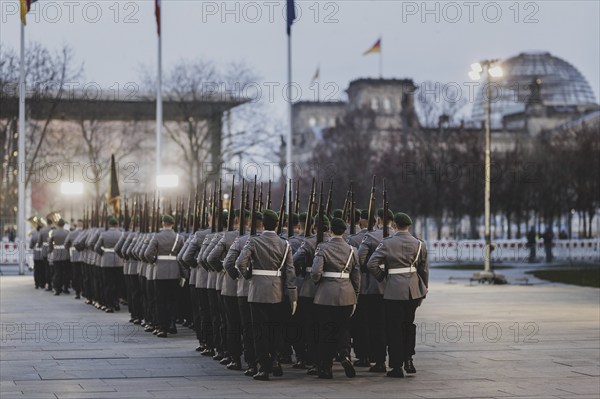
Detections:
[312, 214, 330, 227]
[377, 208, 394, 220]
[394, 212, 412, 227]
[330, 218, 347, 234]
[253, 211, 263, 221]
[360, 209, 369, 220]
[299, 212, 308, 223]
[332, 209, 343, 218]
[235, 209, 251, 218]
[290, 213, 299, 226]
[354, 209, 361, 223]
[57, 218, 66, 227]
[262, 209, 279, 230]
[107, 216, 118, 226]
[162, 214, 175, 225]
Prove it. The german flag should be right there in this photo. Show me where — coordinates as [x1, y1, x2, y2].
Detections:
[20, 0, 37, 25]
[108, 154, 120, 215]
[363, 38, 381, 55]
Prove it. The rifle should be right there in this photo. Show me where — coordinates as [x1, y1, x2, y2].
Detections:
[250, 176, 258, 236]
[200, 183, 207, 230]
[119, 195, 124, 227]
[294, 180, 300, 214]
[367, 175, 376, 232]
[341, 182, 352, 222]
[349, 188, 356, 235]
[155, 197, 161, 233]
[210, 183, 217, 233]
[185, 194, 192, 233]
[382, 178, 389, 238]
[266, 180, 272, 210]
[304, 178, 316, 237]
[124, 196, 130, 232]
[316, 182, 325, 245]
[217, 178, 223, 232]
[131, 197, 137, 232]
[288, 179, 293, 238]
[258, 182, 264, 212]
[102, 200, 108, 230]
[325, 180, 333, 218]
[239, 179, 246, 236]
[228, 176, 235, 232]
[276, 180, 286, 235]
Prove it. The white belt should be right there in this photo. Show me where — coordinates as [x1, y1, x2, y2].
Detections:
[252, 270, 281, 277]
[305, 267, 312, 273]
[54, 245, 65, 249]
[157, 255, 177, 260]
[43, 243, 49, 246]
[34, 248, 42, 252]
[388, 267, 415, 274]
[322, 272, 350, 279]
[102, 248, 115, 253]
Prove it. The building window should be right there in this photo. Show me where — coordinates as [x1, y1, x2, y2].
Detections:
[383, 98, 392, 112]
[371, 97, 379, 111]
[309, 117, 316, 127]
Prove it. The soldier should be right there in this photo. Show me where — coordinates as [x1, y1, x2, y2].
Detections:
[65, 219, 84, 299]
[48, 219, 70, 295]
[367, 213, 428, 378]
[293, 215, 331, 374]
[38, 216, 55, 292]
[95, 217, 124, 313]
[30, 221, 45, 289]
[73, 223, 91, 302]
[235, 210, 297, 381]
[85, 226, 102, 309]
[346, 209, 371, 367]
[144, 215, 185, 337]
[311, 217, 360, 379]
[357, 208, 395, 373]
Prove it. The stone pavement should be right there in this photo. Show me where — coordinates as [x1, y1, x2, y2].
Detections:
[1, 273, 599, 399]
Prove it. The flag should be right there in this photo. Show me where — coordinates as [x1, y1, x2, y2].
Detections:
[155, 0, 161, 35]
[108, 154, 121, 215]
[363, 38, 382, 55]
[20, 0, 37, 25]
[286, 0, 296, 35]
[311, 66, 320, 82]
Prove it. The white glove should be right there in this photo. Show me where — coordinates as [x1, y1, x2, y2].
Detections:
[351, 304, 357, 317]
[291, 300, 297, 316]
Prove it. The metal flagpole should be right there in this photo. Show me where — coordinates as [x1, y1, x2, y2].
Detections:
[17, 22, 26, 275]
[379, 37, 383, 78]
[156, 9, 163, 182]
[286, 26, 293, 214]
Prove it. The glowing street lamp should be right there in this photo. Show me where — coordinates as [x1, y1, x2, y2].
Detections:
[60, 182, 84, 224]
[156, 174, 179, 188]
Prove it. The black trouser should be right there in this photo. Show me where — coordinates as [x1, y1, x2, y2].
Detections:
[44, 259, 54, 289]
[316, 304, 353, 369]
[250, 302, 284, 372]
[223, 295, 242, 359]
[207, 289, 222, 350]
[103, 267, 122, 309]
[217, 291, 228, 352]
[238, 296, 256, 367]
[384, 299, 420, 369]
[179, 282, 192, 323]
[298, 296, 318, 364]
[198, 288, 213, 348]
[82, 263, 92, 299]
[139, 275, 148, 322]
[94, 265, 104, 304]
[189, 284, 202, 342]
[351, 295, 369, 360]
[62, 261, 72, 290]
[280, 296, 302, 360]
[71, 262, 82, 295]
[147, 279, 157, 326]
[364, 294, 386, 364]
[129, 274, 143, 320]
[155, 279, 179, 332]
[52, 261, 68, 293]
[33, 259, 46, 288]
[545, 245, 553, 263]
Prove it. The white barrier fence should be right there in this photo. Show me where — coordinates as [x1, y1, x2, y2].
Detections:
[1, 239, 599, 265]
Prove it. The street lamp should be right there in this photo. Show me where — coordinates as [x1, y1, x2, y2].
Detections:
[469, 59, 503, 278]
[156, 174, 179, 189]
[60, 182, 84, 226]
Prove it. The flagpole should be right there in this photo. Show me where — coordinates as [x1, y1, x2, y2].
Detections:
[379, 37, 383, 78]
[286, 30, 293, 214]
[17, 21, 26, 275]
[156, 19, 162, 183]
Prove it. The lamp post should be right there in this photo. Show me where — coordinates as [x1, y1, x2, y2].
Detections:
[60, 182, 84, 227]
[469, 60, 503, 278]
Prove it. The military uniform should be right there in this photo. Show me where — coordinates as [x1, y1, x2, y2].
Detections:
[65, 226, 83, 298]
[30, 228, 45, 289]
[199, 232, 224, 356]
[236, 226, 297, 380]
[95, 223, 124, 312]
[346, 227, 370, 365]
[38, 222, 55, 291]
[367, 221, 428, 377]
[311, 234, 360, 378]
[48, 224, 69, 294]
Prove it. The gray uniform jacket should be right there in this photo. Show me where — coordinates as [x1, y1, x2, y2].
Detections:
[95, 228, 124, 267]
[48, 227, 69, 262]
[199, 233, 220, 289]
[358, 227, 396, 295]
[38, 226, 54, 259]
[183, 229, 211, 288]
[366, 231, 429, 300]
[30, 230, 42, 260]
[311, 236, 360, 306]
[178, 235, 195, 286]
[65, 228, 82, 263]
[144, 229, 185, 280]
[224, 234, 251, 297]
[208, 230, 240, 296]
[347, 228, 368, 294]
[85, 229, 101, 266]
[294, 234, 330, 298]
[235, 230, 297, 304]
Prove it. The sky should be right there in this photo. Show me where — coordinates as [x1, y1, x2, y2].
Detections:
[1, 0, 599, 121]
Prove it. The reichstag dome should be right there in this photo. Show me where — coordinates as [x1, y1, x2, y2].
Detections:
[472, 52, 598, 126]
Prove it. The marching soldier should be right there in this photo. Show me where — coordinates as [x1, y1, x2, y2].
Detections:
[357, 208, 395, 373]
[95, 217, 123, 313]
[30, 220, 45, 289]
[143, 215, 185, 337]
[367, 213, 428, 378]
[38, 215, 55, 292]
[48, 219, 70, 295]
[311, 217, 360, 379]
[235, 209, 297, 381]
[65, 219, 84, 299]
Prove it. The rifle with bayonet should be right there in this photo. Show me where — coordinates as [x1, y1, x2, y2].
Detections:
[124, 196, 130, 232]
[266, 180, 272, 210]
[217, 178, 223, 232]
[250, 176, 258, 236]
[239, 179, 246, 236]
[258, 182, 264, 212]
[276, 180, 286, 235]
[316, 182, 325, 245]
[383, 178, 389, 238]
[288, 179, 293, 238]
[304, 178, 316, 237]
[325, 180, 333, 218]
[228, 176, 235, 232]
[294, 180, 300, 215]
[367, 175, 376, 232]
[349, 187, 356, 235]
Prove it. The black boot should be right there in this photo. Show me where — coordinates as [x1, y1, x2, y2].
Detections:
[244, 366, 257, 377]
[340, 356, 356, 378]
[404, 358, 416, 374]
[272, 360, 283, 377]
[369, 362, 386, 373]
[386, 368, 404, 378]
[318, 366, 333, 379]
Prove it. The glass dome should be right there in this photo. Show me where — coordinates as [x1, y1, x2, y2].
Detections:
[471, 52, 597, 126]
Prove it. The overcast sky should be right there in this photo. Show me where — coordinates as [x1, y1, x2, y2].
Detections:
[1, 0, 599, 119]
